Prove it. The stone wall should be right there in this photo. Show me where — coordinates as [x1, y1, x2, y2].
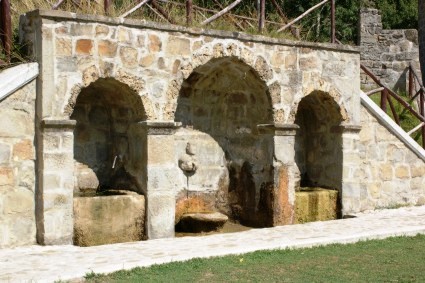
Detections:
[0, 81, 36, 248]
[419, 0, 425, 83]
[359, 8, 421, 91]
[15, 9, 360, 245]
[352, 104, 425, 212]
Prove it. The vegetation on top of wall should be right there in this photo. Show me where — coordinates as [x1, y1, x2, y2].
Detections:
[1, 0, 419, 67]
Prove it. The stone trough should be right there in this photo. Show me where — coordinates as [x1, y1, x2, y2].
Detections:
[73, 190, 145, 246]
[176, 212, 228, 233]
[295, 187, 339, 224]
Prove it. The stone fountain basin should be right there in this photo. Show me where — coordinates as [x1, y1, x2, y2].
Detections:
[73, 190, 145, 246]
[176, 212, 228, 233]
[295, 187, 338, 224]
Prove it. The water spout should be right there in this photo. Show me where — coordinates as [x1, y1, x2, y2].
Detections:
[112, 155, 122, 169]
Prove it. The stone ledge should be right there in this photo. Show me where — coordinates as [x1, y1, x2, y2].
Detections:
[139, 121, 182, 135]
[25, 9, 359, 54]
[257, 123, 299, 136]
[41, 119, 76, 130]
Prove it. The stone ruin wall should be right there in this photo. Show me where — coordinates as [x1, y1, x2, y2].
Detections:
[0, 81, 36, 248]
[419, 0, 425, 83]
[359, 8, 421, 91]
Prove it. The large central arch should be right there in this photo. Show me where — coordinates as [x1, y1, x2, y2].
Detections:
[175, 57, 274, 227]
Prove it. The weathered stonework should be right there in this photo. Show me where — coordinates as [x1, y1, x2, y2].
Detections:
[0, 9, 421, 248]
[360, 8, 422, 90]
[344, 106, 425, 212]
[0, 81, 36, 248]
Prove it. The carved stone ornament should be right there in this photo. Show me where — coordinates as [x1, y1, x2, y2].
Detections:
[178, 142, 198, 174]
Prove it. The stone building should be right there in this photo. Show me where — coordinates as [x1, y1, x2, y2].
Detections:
[359, 8, 421, 91]
[0, 9, 424, 248]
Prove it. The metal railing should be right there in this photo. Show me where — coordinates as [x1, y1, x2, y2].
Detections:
[361, 64, 425, 148]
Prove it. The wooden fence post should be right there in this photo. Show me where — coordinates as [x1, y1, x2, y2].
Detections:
[330, 0, 335, 43]
[381, 89, 388, 113]
[186, 0, 193, 26]
[258, 0, 265, 33]
[0, 0, 12, 63]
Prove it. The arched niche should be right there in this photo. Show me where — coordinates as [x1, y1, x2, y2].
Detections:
[70, 78, 147, 196]
[175, 56, 274, 227]
[295, 90, 344, 191]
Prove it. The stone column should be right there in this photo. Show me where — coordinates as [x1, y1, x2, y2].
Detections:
[419, 0, 425, 83]
[341, 125, 362, 216]
[259, 123, 299, 226]
[36, 119, 76, 245]
[141, 121, 181, 239]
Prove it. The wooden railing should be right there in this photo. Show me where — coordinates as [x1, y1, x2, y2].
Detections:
[1, 0, 338, 65]
[361, 64, 425, 148]
[52, 0, 336, 42]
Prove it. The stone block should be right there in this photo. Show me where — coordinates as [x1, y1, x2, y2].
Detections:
[71, 24, 94, 36]
[42, 208, 73, 245]
[0, 109, 33, 137]
[73, 192, 145, 246]
[167, 36, 191, 56]
[299, 57, 319, 70]
[410, 165, 425, 178]
[13, 139, 34, 161]
[55, 38, 72, 56]
[147, 136, 175, 165]
[148, 34, 162, 52]
[395, 165, 410, 179]
[147, 193, 175, 239]
[270, 52, 285, 67]
[4, 187, 34, 215]
[43, 153, 74, 171]
[95, 25, 109, 37]
[139, 54, 155, 67]
[117, 27, 132, 43]
[379, 164, 393, 181]
[0, 143, 11, 164]
[285, 53, 297, 69]
[75, 39, 93, 55]
[98, 40, 117, 57]
[56, 57, 78, 72]
[120, 46, 138, 68]
[0, 167, 14, 187]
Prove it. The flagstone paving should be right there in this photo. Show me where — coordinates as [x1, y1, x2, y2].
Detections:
[1, 206, 425, 282]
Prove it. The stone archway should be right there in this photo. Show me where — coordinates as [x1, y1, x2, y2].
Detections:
[294, 90, 345, 223]
[70, 78, 147, 246]
[174, 56, 275, 228]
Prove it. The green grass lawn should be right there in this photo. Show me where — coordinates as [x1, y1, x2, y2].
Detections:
[85, 234, 425, 282]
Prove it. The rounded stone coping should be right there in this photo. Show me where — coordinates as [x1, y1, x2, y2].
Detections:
[25, 9, 359, 54]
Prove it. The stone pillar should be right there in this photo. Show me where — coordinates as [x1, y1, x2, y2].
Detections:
[259, 124, 299, 226]
[419, 0, 425, 83]
[341, 125, 362, 216]
[141, 121, 181, 239]
[36, 119, 76, 245]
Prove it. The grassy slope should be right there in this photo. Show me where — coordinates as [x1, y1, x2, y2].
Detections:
[370, 92, 423, 146]
[85, 234, 425, 282]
